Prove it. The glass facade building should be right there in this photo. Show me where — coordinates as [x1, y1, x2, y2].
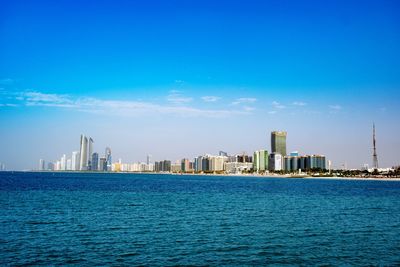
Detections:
[271, 131, 287, 156]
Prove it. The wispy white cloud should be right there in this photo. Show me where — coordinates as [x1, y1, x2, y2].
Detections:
[14, 90, 252, 118]
[272, 101, 286, 109]
[201, 96, 220, 102]
[0, 103, 19, 107]
[329, 104, 342, 110]
[166, 91, 193, 104]
[23, 91, 73, 104]
[232, 97, 257, 105]
[243, 106, 255, 112]
[268, 110, 277, 115]
[292, 101, 307, 106]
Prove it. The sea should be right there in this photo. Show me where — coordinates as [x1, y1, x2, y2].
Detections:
[1, 172, 400, 266]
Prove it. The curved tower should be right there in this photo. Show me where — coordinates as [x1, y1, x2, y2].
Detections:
[79, 134, 88, 170]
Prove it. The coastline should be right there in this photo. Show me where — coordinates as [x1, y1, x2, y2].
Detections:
[6, 170, 400, 181]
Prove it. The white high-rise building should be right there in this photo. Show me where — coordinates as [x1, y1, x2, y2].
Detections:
[71, 151, 80, 171]
[66, 159, 72, 170]
[39, 159, 45, 171]
[60, 154, 67, 170]
[79, 135, 88, 170]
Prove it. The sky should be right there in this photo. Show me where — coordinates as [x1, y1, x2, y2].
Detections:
[1, 0, 399, 170]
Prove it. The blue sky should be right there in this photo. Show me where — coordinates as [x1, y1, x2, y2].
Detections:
[1, 0, 399, 170]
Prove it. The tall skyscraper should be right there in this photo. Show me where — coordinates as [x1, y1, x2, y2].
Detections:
[91, 152, 99, 171]
[271, 131, 287, 156]
[71, 151, 80, 171]
[79, 134, 88, 170]
[105, 147, 112, 171]
[88, 137, 94, 170]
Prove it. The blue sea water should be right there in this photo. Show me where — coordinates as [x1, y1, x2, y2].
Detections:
[1, 172, 400, 266]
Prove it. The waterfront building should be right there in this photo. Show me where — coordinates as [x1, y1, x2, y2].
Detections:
[236, 153, 252, 163]
[99, 157, 106, 171]
[171, 163, 181, 172]
[291, 156, 299, 171]
[298, 156, 307, 170]
[105, 147, 112, 171]
[181, 158, 190, 172]
[91, 152, 99, 171]
[269, 153, 282, 171]
[194, 156, 203, 172]
[202, 156, 210, 171]
[210, 156, 227, 171]
[155, 160, 172, 172]
[225, 162, 253, 174]
[79, 135, 88, 170]
[47, 162, 54, 171]
[55, 160, 61, 171]
[88, 137, 94, 170]
[71, 151, 80, 171]
[284, 156, 292, 172]
[271, 131, 287, 156]
[253, 150, 269, 172]
[290, 151, 299, 157]
[39, 159, 45, 171]
[66, 159, 72, 170]
[112, 162, 121, 172]
[60, 154, 67, 171]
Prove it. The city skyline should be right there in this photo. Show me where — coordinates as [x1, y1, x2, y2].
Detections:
[1, 0, 400, 170]
[37, 131, 329, 174]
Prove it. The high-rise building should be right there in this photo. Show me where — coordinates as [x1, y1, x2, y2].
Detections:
[71, 151, 80, 171]
[269, 153, 282, 171]
[66, 159, 72, 170]
[47, 162, 54, 171]
[91, 152, 99, 171]
[60, 154, 67, 171]
[88, 137, 94, 170]
[79, 135, 88, 170]
[181, 158, 190, 172]
[271, 131, 287, 156]
[195, 156, 203, 172]
[99, 157, 107, 171]
[253, 150, 269, 172]
[39, 159, 45, 171]
[105, 147, 112, 171]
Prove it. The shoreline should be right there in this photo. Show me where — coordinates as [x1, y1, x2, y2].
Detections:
[4, 170, 400, 181]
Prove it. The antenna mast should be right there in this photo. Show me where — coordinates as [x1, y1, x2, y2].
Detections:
[372, 123, 378, 170]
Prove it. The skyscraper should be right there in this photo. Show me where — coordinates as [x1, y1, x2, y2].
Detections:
[91, 152, 99, 171]
[79, 134, 88, 170]
[105, 147, 112, 171]
[271, 131, 287, 156]
[60, 154, 67, 170]
[88, 137, 94, 170]
[71, 151, 80, 171]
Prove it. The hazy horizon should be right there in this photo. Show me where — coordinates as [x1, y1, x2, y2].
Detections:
[1, 0, 399, 170]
